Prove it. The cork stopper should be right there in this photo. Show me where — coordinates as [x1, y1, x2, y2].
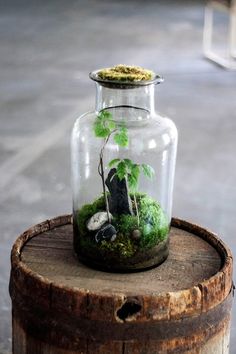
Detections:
[89, 65, 162, 89]
[98, 64, 154, 82]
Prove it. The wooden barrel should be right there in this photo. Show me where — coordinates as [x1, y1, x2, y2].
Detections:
[9, 215, 233, 354]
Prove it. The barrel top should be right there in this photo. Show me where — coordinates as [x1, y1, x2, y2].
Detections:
[10, 215, 233, 322]
[12, 215, 231, 294]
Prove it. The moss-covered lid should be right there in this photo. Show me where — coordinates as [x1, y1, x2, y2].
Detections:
[98, 64, 154, 82]
[89, 64, 163, 88]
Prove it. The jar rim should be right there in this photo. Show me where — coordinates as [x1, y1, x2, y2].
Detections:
[89, 69, 164, 89]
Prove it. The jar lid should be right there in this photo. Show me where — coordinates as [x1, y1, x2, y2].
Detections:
[89, 65, 163, 89]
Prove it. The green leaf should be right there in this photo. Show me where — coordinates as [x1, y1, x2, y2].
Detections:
[131, 164, 140, 179]
[128, 173, 138, 191]
[128, 164, 140, 191]
[94, 118, 110, 137]
[107, 119, 116, 131]
[131, 164, 140, 188]
[94, 111, 116, 138]
[108, 158, 120, 167]
[142, 164, 155, 179]
[116, 161, 127, 180]
[123, 158, 133, 169]
[114, 127, 128, 147]
[100, 111, 111, 119]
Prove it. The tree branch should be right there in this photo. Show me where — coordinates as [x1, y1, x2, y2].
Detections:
[98, 129, 117, 223]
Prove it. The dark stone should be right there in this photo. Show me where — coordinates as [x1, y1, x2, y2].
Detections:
[105, 168, 133, 216]
[95, 223, 117, 243]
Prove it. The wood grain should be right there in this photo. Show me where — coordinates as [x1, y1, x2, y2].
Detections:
[21, 225, 221, 294]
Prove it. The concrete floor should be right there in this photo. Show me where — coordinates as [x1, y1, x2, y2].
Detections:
[0, 0, 236, 352]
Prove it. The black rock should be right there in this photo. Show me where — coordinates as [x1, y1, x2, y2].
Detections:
[95, 223, 117, 243]
[105, 168, 133, 216]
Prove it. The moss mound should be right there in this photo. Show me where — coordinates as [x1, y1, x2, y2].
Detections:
[76, 193, 169, 259]
[138, 194, 169, 247]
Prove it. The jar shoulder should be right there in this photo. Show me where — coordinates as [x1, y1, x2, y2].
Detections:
[71, 111, 178, 151]
[72, 111, 95, 130]
[73, 111, 177, 132]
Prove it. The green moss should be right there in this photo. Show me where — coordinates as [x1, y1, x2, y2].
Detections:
[93, 195, 106, 210]
[108, 192, 169, 250]
[138, 194, 169, 248]
[75, 193, 169, 259]
[116, 214, 139, 236]
[114, 193, 169, 249]
[100, 233, 136, 258]
[98, 64, 154, 82]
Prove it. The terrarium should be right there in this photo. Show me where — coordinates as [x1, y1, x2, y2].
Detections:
[71, 65, 178, 272]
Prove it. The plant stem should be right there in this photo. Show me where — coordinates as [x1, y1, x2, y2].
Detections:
[133, 193, 140, 227]
[98, 130, 116, 223]
[100, 156, 111, 223]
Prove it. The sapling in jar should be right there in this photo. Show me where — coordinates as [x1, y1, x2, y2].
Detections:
[71, 65, 178, 271]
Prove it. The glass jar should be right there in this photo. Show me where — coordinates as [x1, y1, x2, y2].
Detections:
[71, 67, 178, 272]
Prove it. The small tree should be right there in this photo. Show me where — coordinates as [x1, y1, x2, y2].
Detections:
[93, 111, 128, 222]
[94, 111, 155, 225]
[109, 158, 155, 226]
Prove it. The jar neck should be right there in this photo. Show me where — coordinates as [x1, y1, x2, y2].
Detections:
[95, 83, 156, 118]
